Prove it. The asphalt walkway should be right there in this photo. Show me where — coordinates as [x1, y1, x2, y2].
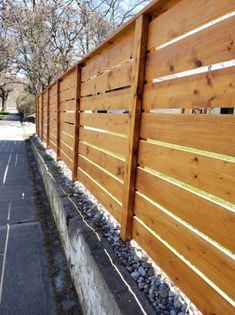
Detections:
[0, 113, 56, 314]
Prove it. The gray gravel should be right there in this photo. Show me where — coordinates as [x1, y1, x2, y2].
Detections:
[36, 136, 201, 315]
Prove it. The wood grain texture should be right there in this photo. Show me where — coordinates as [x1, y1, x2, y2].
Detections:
[60, 112, 75, 124]
[80, 88, 131, 111]
[146, 15, 235, 80]
[138, 140, 235, 203]
[77, 168, 122, 222]
[82, 30, 134, 82]
[79, 141, 125, 180]
[143, 66, 235, 110]
[132, 218, 234, 315]
[60, 121, 75, 137]
[60, 150, 73, 170]
[60, 69, 76, 92]
[135, 193, 235, 299]
[79, 128, 127, 157]
[49, 82, 57, 96]
[60, 86, 76, 102]
[36, 2, 235, 312]
[56, 81, 61, 159]
[38, 96, 41, 137]
[81, 62, 132, 96]
[49, 112, 57, 120]
[78, 155, 123, 202]
[50, 95, 57, 105]
[140, 113, 235, 156]
[60, 132, 74, 148]
[47, 89, 50, 147]
[136, 167, 235, 252]
[147, 0, 235, 49]
[49, 133, 57, 144]
[60, 99, 76, 112]
[72, 65, 81, 181]
[80, 113, 130, 135]
[121, 15, 149, 240]
[60, 141, 74, 160]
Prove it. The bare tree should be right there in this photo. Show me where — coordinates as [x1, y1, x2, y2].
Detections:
[0, 5, 17, 110]
[1, 0, 150, 95]
[85, 0, 150, 26]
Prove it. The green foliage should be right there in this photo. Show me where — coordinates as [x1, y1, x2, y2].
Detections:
[16, 91, 35, 116]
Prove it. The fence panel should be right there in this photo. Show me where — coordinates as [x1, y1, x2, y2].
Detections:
[36, 0, 235, 313]
[131, 1, 235, 314]
[48, 82, 57, 152]
[76, 27, 135, 222]
[58, 68, 77, 170]
[42, 90, 48, 143]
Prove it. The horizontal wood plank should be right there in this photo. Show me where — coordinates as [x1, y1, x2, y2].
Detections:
[78, 155, 123, 202]
[50, 122, 57, 130]
[147, 0, 235, 50]
[60, 132, 74, 148]
[49, 83, 57, 96]
[60, 86, 76, 102]
[132, 218, 234, 315]
[49, 133, 56, 141]
[143, 66, 235, 110]
[50, 132, 57, 140]
[42, 91, 48, 103]
[146, 15, 235, 80]
[80, 113, 129, 135]
[135, 193, 235, 299]
[79, 128, 127, 157]
[79, 142, 125, 180]
[140, 113, 235, 156]
[60, 122, 75, 138]
[82, 31, 134, 82]
[49, 95, 57, 105]
[60, 150, 73, 170]
[77, 168, 122, 222]
[60, 99, 76, 112]
[49, 112, 57, 120]
[60, 69, 76, 92]
[138, 141, 235, 203]
[60, 141, 74, 160]
[80, 88, 131, 111]
[60, 112, 75, 124]
[136, 167, 235, 252]
[81, 62, 132, 96]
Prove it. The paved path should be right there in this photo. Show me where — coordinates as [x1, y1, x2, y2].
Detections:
[0, 113, 56, 314]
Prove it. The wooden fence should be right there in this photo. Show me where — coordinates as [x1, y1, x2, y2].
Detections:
[36, 0, 235, 313]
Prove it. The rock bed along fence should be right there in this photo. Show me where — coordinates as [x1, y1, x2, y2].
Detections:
[36, 0, 235, 313]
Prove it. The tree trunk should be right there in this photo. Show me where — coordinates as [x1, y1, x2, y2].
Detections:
[1, 92, 8, 112]
[2, 98, 7, 111]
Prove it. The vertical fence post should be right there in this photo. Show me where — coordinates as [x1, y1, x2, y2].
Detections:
[121, 15, 149, 241]
[41, 93, 44, 140]
[72, 65, 82, 181]
[56, 80, 61, 160]
[47, 88, 50, 148]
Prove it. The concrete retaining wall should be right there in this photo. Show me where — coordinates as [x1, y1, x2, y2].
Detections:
[32, 140, 154, 315]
